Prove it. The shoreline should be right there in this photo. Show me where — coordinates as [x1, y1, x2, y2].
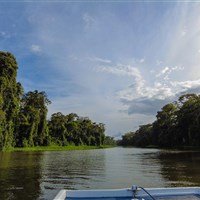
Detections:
[6, 145, 114, 152]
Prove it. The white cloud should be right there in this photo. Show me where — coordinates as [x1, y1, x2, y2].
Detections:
[138, 58, 145, 63]
[87, 56, 111, 64]
[96, 63, 179, 104]
[156, 67, 170, 77]
[156, 66, 184, 80]
[97, 65, 142, 78]
[82, 13, 95, 29]
[30, 44, 42, 53]
[4, 2, 200, 136]
[97, 64, 146, 96]
[171, 79, 200, 90]
[114, 64, 200, 116]
[118, 80, 174, 103]
[0, 31, 10, 39]
[68, 55, 81, 62]
[120, 76, 200, 115]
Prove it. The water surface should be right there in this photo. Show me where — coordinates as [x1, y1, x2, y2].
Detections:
[0, 147, 200, 200]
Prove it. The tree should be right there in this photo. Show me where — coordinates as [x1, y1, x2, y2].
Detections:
[153, 103, 178, 147]
[48, 112, 69, 146]
[134, 124, 153, 147]
[17, 90, 51, 147]
[0, 51, 108, 149]
[104, 136, 116, 145]
[48, 112, 106, 146]
[0, 52, 23, 150]
[176, 94, 200, 146]
[121, 132, 135, 146]
[120, 93, 200, 148]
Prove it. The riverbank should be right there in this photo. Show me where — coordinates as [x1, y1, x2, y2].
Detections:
[11, 145, 114, 152]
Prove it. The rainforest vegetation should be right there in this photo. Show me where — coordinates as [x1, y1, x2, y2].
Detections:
[120, 93, 200, 148]
[2, 51, 200, 150]
[0, 51, 107, 150]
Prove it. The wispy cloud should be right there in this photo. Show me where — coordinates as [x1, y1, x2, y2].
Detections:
[138, 58, 145, 63]
[87, 56, 112, 64]
[30, 44, 42, 53]
[1, 2, 200, 135]
[156, 60, 163, 66]
[0, 31, 11, 39]
[82, 13, 96, 30]
[156, 66, 184, 80]
[171, 79, 200, 90]
[96, 64, 142, 78]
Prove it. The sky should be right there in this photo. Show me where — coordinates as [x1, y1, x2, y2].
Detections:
[1, 1, 200, 138]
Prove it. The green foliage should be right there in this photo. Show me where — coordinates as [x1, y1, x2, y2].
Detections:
[120, 132, 135, 146]
[13, 145, 109, 152]
[104, 136, 116, 145]
[119, 124, 153, 147]
[134, 124, 153, 147]
[121, 93, 200, 148]
[48, 113, 106, 146]
[152, 103, 178, 147]
[0, 51, 106, 150]
[0, 52, 23, 150]
[176, 94, 200, 146]
[2, 51, 200, 150]
[16, 90, 51, 147]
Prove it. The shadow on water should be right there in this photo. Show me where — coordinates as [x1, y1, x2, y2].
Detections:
[137, 149, 200, 187]
[0, 149, 106, 200]
[157, 150, 200, 187]
[0, 151, 43, 200]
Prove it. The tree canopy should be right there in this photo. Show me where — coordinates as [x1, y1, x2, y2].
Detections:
[0, 52, 23, 150]
[120, 94, 200, 148]
[0, 51, 106, 150]
[48, 113, 105, 146]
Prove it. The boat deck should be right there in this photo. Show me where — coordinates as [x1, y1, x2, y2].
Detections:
[53, 187, 200, 200]
[66, 195, 200, 200]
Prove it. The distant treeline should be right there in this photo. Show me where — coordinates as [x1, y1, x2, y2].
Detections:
[120, 93, 200, 148]
[0, 51, 112, 150]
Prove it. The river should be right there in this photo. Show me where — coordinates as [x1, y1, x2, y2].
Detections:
[0, 147, 200, 200]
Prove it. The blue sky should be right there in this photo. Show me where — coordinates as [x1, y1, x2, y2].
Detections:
[1, 1, 200, 137]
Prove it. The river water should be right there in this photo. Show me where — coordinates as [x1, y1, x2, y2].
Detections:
[0, 147, 200, 200]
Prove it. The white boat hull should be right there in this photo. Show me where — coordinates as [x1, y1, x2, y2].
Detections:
[53, 186, 200, 200]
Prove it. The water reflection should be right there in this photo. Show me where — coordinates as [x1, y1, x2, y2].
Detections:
[0, 152, 43, 200]
[102, 147, 165, 188]
[157, 150, 200, 187]
[40, 149, 106, 199]
[1, 148, 200, 200]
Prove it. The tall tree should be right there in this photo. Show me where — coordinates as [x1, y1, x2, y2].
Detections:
[176, 94, 200, 146]
[48, 112, 69, 146]
[134, 124, 153, 147]
[121, 132, 135, 146]
[48, 112, 106, 146]
[153, 103, 178, 147]
[17, 90, 51, 147]
[0, 52, 23, 150]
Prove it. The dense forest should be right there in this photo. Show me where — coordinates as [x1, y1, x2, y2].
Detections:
[0, 51, 107, 150]
[120, 93, 200, 148]
[2, 51, 200, 150]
